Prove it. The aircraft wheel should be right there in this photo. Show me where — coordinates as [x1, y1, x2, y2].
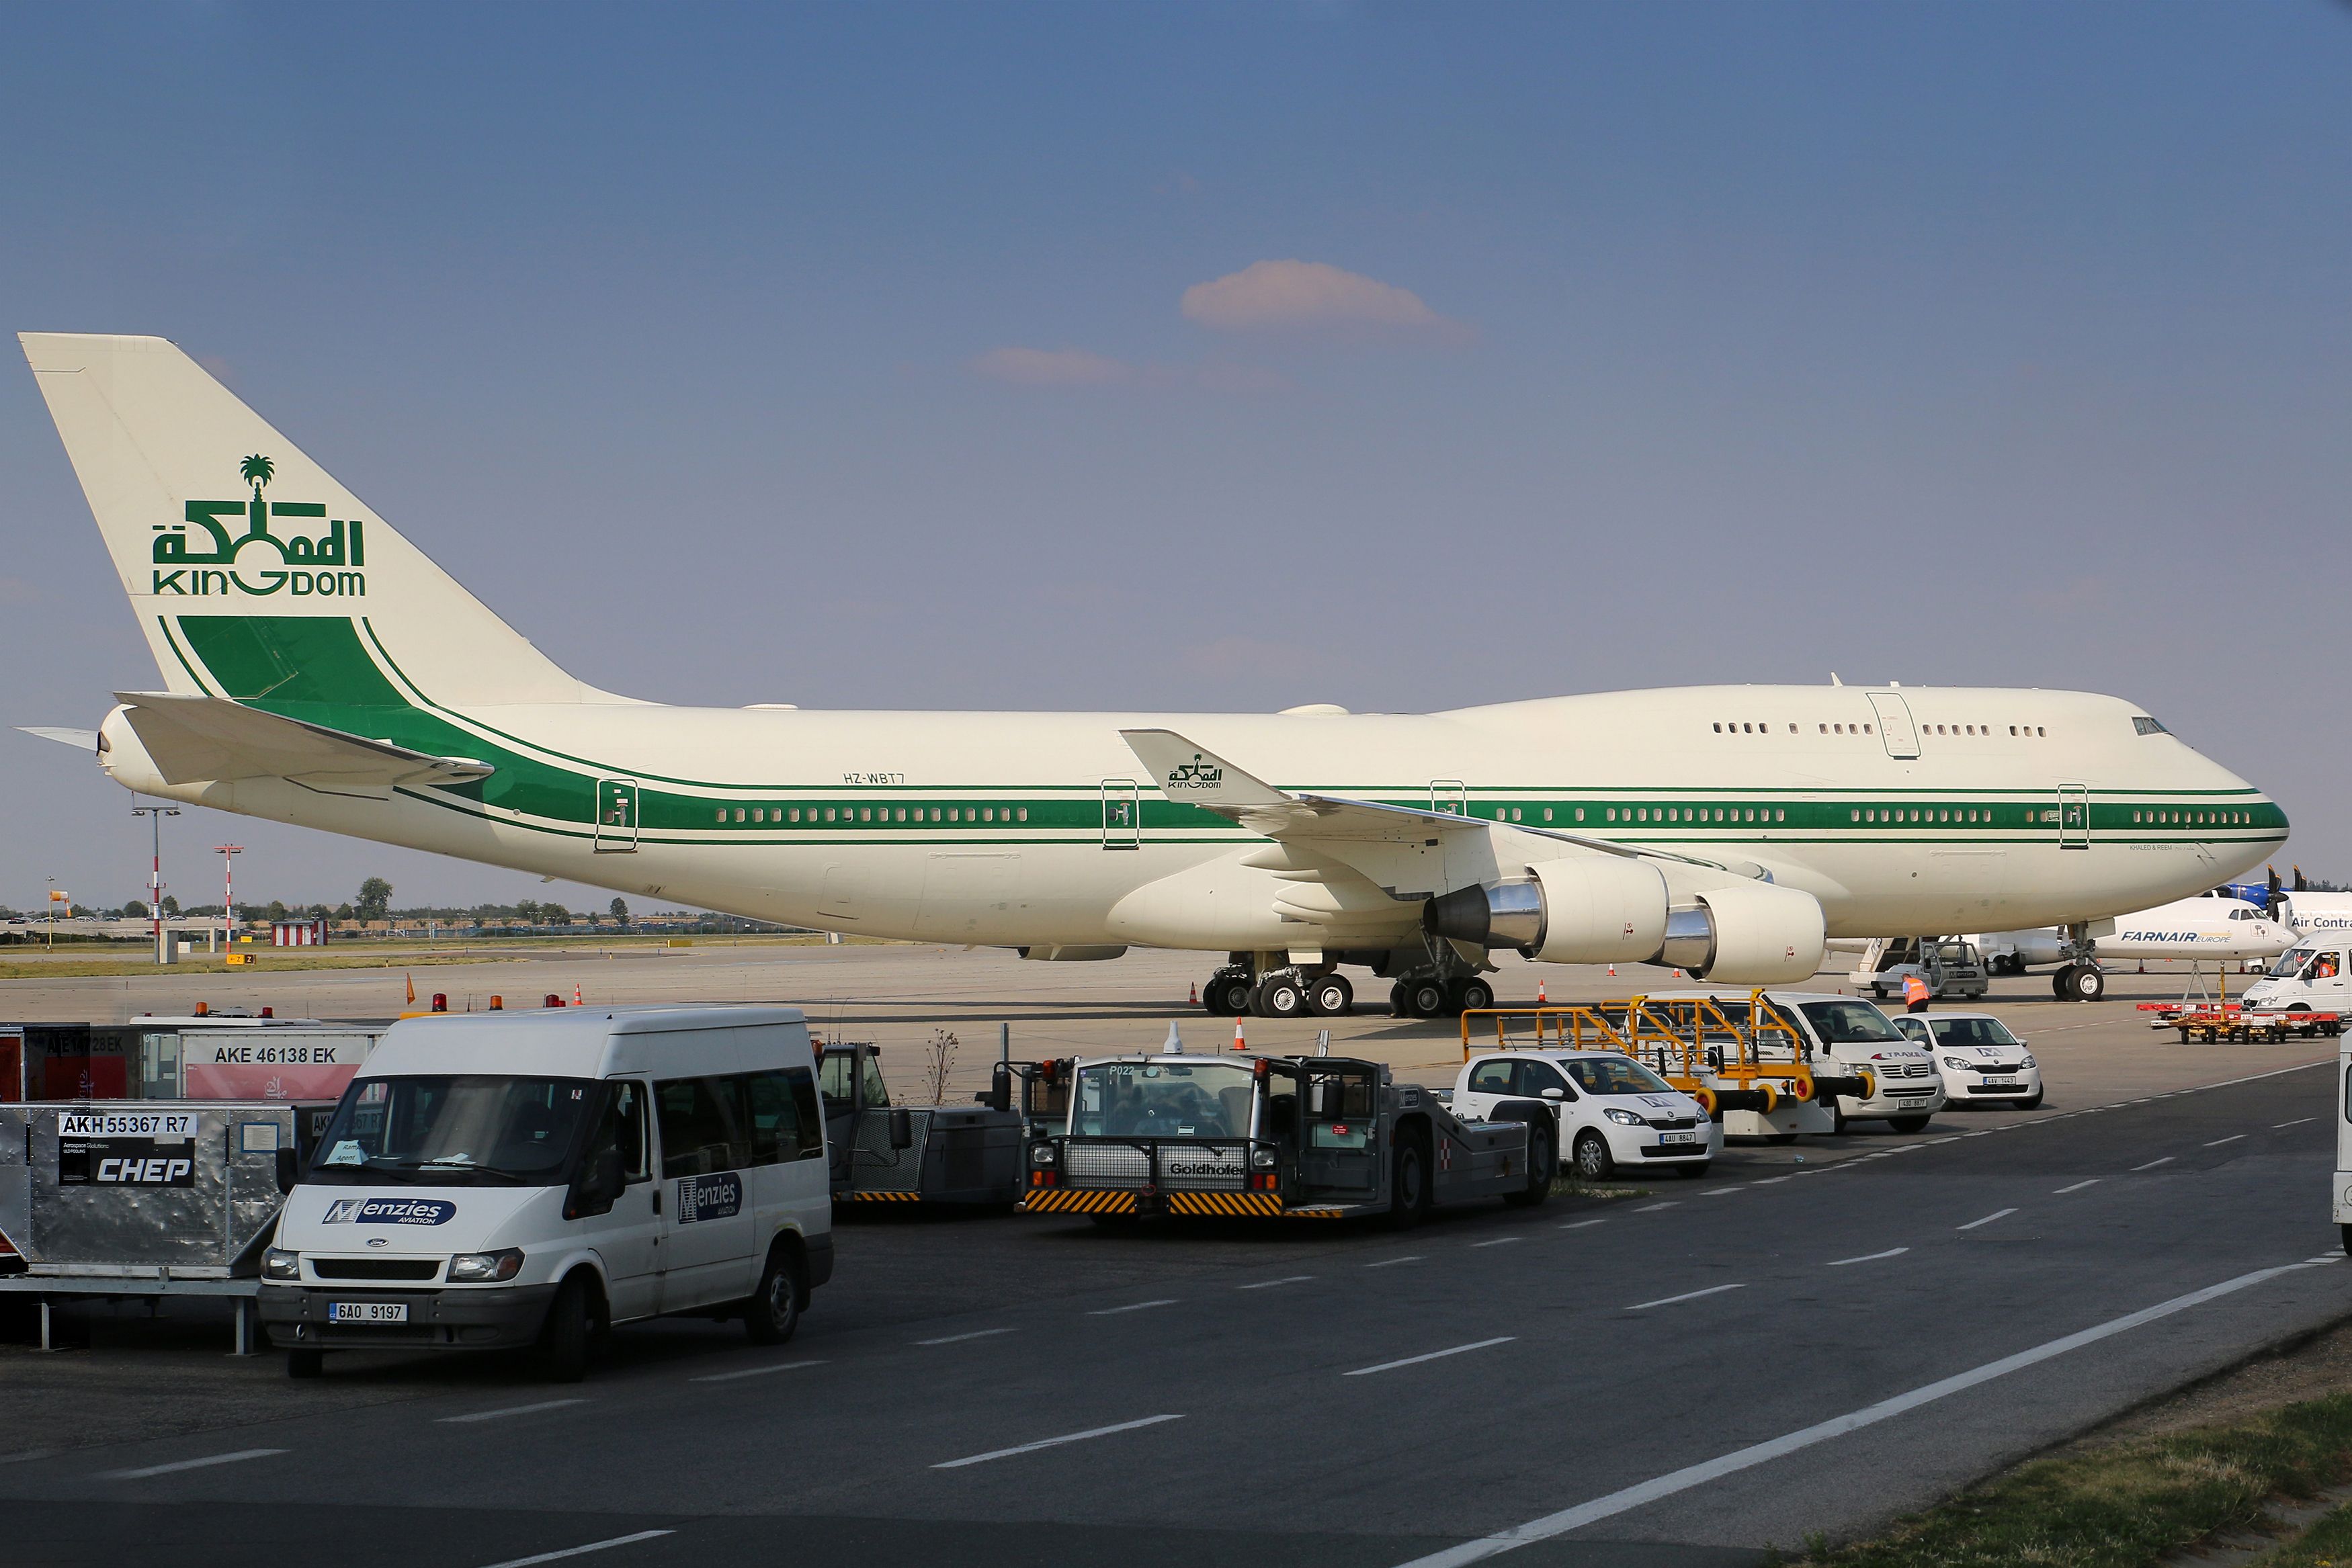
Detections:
[1256, 972, 1309, 1018]
[1308, 973, 1353, 1016]
[1388, 981, 1412, 1017]
[2052, 965, 2075, 999]
[1406, 978, 1450, 1018]
[1452, 977, 1496, 1014]
[1209, 974, 1255, 1016]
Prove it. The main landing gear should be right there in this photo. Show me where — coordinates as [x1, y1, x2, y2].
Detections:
[2050, 922, 2107, 1002]
[1387, 974, 1495, 1020]
[1200, 963, 1355, 1019]
[1198, 945, 1497, 1020]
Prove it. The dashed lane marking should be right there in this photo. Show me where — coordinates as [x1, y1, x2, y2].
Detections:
[1958, 1208, 2017, 1231]
[1827, 1247, 1910, 1267]
[1634, 1202, 1679, 1213]
[1471, 1237, 1523, 1249]
[439, 1399, 589, 1423]
[917, 1329, 1015, 1345]
[1345, 1337, 1517, 1377]
[2275, 1118, 2318, 1129]
[478, 1531, 677, 1568]
[1396, 1257, 2341, 1567]
[1366, 1256, 1425, 1268]
[2053, 1179, 2102, 1194]
[1088, 1299, 1177, 1315]
[101, 1448, 285, 1480]
[2205, 1135, 2246, 1148]
[690, 1360, 824, 1382]
[1560, 1219, 1609, 1230]
[1237, 1275, 1314, 1289]
[2132, 1158, 2176, 1172]
[1626, 1283, 1746, 1311]
[933, 1413, 1185, 1469]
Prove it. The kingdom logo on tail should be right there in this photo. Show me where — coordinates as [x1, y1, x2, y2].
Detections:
[151, 453, 368, 599]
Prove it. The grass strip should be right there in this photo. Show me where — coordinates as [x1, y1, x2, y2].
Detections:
[2242, 1497, 2352, 1566]
[1788, 1391, 2352, 1568]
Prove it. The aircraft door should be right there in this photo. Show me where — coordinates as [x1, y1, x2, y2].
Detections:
[595, 778, 639, 853]
[1430, 779, 1468, 815]
[1865, 693, 1920, 758]
[1101, 779, 1140, 850]
[2059, 785, 2090, 850]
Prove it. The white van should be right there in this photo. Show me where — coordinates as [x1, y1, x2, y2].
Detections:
[259, 1006, 832, 1381]
[1644, 990, 1945, 1135]
[2241, 941, 2352, 1016]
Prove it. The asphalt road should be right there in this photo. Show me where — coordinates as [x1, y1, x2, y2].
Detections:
[5, 1052, 2346, 1568]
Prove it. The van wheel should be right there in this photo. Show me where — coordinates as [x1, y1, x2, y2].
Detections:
[2018, 1092, 2044, 1110]
[1572, 1130, 1614, 1182]
[1673, 1161, 1712, 1179]
[1826, 1099, 1848, 1134]
[745, 1244, 806, 1345]
[1505, 1125, 1554, 1207]
[1888, 1115, 1931, 1134]
[538, 1274, 599, 1383]
[1388, 1137, 1430, 1228]
[286, 1348, 323, 1379]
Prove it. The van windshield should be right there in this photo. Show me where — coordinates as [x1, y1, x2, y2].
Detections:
[2270, 946, 2320, 979]
[1797, 1000, 1908, 1046]
[310, 1075, 595, 1185]
[1072, 1060, 1256, 1138]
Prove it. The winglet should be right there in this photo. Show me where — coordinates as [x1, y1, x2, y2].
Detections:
[1118, 730, 1291, 810]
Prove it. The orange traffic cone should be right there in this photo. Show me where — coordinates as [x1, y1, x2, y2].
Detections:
[1537, 979, 1548, 1004]
[1231, 1018, 1247, 1053]
[1607, 963, 1615, 978]
[405, 972, 415, 1006]
[1189, 982, 1198, 1004]
[573, 984, 582, 1006]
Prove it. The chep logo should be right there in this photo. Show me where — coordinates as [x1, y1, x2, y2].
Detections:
[1164, 753, 1224, 791]
[323, 1196, 455, 1227]
[150, 454, 367, 599]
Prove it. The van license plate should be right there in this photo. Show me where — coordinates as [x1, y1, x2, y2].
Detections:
[1659, 1131, 1698, 1146]
[327, 1302, 408, 1324]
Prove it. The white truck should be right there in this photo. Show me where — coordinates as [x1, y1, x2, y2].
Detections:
[1644, 990, 1945, 1135]
[1454, 1049, 1722, 1181]
[261, 1005, 833, 1381]
[2240, 940, 2352, 1018]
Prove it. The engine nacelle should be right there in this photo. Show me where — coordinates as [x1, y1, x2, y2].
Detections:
[1422, 857, 1669, 965]
[1654, 881, 1826, 984]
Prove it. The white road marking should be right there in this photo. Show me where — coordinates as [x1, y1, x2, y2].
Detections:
[2205, 1135, 2246, 1148]
[1087, 1299, 1177, 1315]
[933, 1413, 1184, 1469]
[1627, 1283, 1746, 1311]
[1344, 1337, 1517, 1377]
[691, 1358, 825, 1381]
[2052, 1179, 2102, 1194]
[2132, 1157, 2176, 1172]
[478, 1530, 677, 1568]
[1957, 1208, 2016, 1231]
[1702, 1186, 1742, 1196]
[2275, 1118, 2318, 1129]
[1827, 1247, 1909, 1267]
[0, 1449, 56, 1466]
[1633, 1202, 1679, 1213]
[1470, 1237, 1523, 1249]
[1559, 1219, 1609, 1230]
[1394, 1258, 2333, 1567]
[1927, 1136, 1962, 1145]
[101, 1447, 285, 1479]
[439, 1399, 589, 1423]
[1366, 1255, 1425, 1267]
[917, 1329, 1015, 1345]
[1237, 1275, 1314, 1289]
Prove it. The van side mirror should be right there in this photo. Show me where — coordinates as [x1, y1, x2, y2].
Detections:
[888, 1107, 914, 1151]
[1540, 1086, 1564, 1101]
[274, 1147, 300, 1194]
[569, 1147, 625, 1220]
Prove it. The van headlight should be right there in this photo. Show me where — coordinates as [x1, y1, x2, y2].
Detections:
[262, 1247, 300, 1280]
[446, 1248, 524, 1283]
[2021, 1054, 2036, 1070]
[1942, 1056, 1970, 1070]
[1603, 1108, 1645, 1127]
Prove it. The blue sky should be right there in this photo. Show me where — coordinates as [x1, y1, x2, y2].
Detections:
[3, 3, 2348, 912]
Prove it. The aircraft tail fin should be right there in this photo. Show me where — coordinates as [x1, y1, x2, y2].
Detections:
[19, 333, 598, 711]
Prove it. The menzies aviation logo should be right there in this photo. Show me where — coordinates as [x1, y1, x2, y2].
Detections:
[1164, 753, 1224, 791]
[149, 454, 366, 599]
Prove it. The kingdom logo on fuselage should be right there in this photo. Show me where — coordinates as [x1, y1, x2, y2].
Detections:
[149, 453, 366, 599]
[323, 1196, 456, 1226]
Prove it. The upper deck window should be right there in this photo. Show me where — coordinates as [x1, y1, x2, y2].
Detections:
[2134, 716, 2169, 736]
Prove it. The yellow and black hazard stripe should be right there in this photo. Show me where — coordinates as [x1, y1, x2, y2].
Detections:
[1017, 1188, 1140, 1215]
[836, 1190, 922, 1202]
[1280, 1205, 1349, 1219]
[1164, 1191, 1283, 1217]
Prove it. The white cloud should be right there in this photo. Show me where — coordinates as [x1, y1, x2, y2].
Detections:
[968, 347, 1138, 386]
[1179, 259, 1471, 341]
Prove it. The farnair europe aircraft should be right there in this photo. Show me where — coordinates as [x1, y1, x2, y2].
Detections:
[17, 333, 2292, 1017]
[1973, 892, 2296, 975]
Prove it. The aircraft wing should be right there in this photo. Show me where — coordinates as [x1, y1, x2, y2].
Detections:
[111, 692, 494, 789]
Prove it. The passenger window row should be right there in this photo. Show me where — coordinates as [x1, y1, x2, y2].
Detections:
[654, 1068, 825, 1177]
[2134, 810, 2251, 826]
[713, 805, 1031, 825]
[1609, 806, 1787, 824]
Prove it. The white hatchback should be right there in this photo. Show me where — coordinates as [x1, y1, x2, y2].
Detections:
[1890, 1012, 2044, 1108]
[1454, 1050, 1724, 1182]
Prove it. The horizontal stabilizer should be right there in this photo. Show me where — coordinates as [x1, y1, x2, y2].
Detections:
[112, 692, 493, 789]
[17, 726, 100, 751]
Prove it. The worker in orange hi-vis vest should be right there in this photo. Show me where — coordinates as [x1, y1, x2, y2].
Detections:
[1902, 971, 1933, 1014]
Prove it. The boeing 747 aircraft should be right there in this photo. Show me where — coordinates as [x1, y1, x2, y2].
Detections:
[17, 334, 2288, 1015]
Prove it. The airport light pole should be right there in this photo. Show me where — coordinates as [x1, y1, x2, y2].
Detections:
[132, 803, 179, 963]
[214, 844, 242, 955]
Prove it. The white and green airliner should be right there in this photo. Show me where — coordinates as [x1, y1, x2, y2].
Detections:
[18, 333, 2286, 1014]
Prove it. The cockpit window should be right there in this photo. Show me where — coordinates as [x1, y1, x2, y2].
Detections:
[2133, 716, 2169, 736]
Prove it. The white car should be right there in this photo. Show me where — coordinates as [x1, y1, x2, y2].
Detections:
[1890, 1011, 2044, 1108]
[1454, 1049, 1723, 1182]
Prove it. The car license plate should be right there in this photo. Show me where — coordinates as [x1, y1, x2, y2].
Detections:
[1982, 1078, 2021, 1090]
[327, 1301, 409, 1324]
[1659, 1131, 1698, 1146]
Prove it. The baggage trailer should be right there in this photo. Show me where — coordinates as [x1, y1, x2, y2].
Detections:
[816, 1041, 1025, 1207]
[1019, 1034, 1553, 1222]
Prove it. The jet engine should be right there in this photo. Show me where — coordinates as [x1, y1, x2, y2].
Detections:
[1423, 859, 1826, 984]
